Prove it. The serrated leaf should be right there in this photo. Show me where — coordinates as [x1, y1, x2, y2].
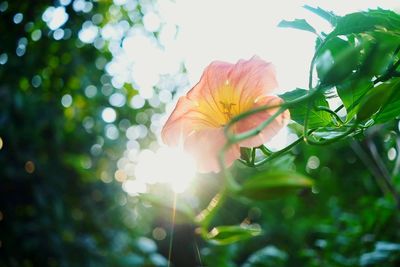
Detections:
[330, 9, 400, 37]
[280, 89, 331, 128]
[303, 5, 338, 26]
[238, 171, 313, 200]
[278, 19, 317, 34]
[206, 225, 262, 245]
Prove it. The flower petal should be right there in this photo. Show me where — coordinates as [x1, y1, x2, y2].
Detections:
[229, 56, 278, 111]
[235, 96, 290, 148]
[187, 61, 233, 101]
[161, 96, 197, 146]
[184, 128, 240, 173]
[185, 61, 234, 123]
[162, 95, 226, 146]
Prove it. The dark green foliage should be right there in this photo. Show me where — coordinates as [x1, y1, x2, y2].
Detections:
[0, 1, 166, 266]
[237, 171, 313, 200]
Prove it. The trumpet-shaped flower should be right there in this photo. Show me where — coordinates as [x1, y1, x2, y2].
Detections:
[162, 56, 290, 173]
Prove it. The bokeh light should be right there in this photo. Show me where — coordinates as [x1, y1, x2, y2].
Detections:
[42, 6, 69, 30]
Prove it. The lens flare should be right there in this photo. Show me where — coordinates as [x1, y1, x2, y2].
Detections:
[134, 146, 197, 193]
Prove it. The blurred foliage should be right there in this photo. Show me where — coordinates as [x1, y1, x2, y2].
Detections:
[1, 1, 400, 267]
[0, 0, 168, 266]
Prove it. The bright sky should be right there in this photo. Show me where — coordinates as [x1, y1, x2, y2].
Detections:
[167, 0, 400, 92]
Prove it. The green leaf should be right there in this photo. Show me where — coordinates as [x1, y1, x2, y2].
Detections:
[278, 19, 317, 34]
[330, 9, 400, 36]
[206, 225, 262, 245]
[280, 89, 331, 128]
[256, 154, 295, 172]
[316, 40, 360, 86]
[332, 32, 399, 120]
[358, 32, 400, 78]
[357, 78, 400, 122]
[303, 5, 338, 26]
[372, 78, 400, 123]
[336, 78, 373, 119]
[238, 171, 313, 200]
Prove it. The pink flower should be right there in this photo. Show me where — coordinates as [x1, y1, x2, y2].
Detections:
[162, 56, 290, 173]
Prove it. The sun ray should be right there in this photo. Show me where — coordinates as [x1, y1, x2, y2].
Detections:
[167, 193, 178, 267]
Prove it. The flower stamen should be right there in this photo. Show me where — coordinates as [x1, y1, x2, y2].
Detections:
[219, 101, 236, 122]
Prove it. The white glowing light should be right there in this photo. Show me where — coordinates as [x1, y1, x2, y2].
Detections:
[105, 124, 119, 140]
[135, 149, 158, 184]
[157, 147, 197, 193]
[143, 11, 161, 32]
[109, 92, 126, 107]
[42, 6, 69, 30]
[122, 180, 147, 196]
[61, 94, 73, 107]
[102, 107, 117, 123]
[126, 125, 141, 140]
[73, 0, 85, 12]
[135, 147, 197, 193]
[0, 53, 8, 65]
[79, 23, 99, 43]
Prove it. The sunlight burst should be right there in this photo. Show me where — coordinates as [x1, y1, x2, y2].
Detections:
[134, 146, 197, 193]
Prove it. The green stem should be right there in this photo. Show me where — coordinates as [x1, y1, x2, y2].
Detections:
[250, 148, 256, 166]
[315, 106, 344, 125]
[254, 136, 303, 167]
[224, 88, 322, 143]
[228, 107, 286, 143]
[238, 158, 251, 167]
[258, 145, 272, 156]
[334, 104, 344, 113]
[304, 124, 357, 145]
[303, 94, 312, 138]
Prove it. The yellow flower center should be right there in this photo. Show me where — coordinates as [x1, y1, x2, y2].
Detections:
[193, 80, 253, 129]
